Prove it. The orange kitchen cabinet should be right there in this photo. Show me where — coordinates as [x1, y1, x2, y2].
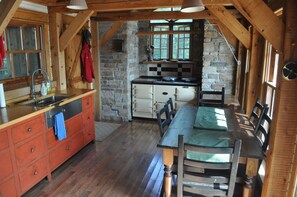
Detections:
[83, 107, 95, 145]
[0, 177, 17, 197]
[18, 156, 48, 193]
[82, 94, 95, 145]
[49, 131, 84, 171]
[11, 115, 44, 144]
[47, 114, 83, 149]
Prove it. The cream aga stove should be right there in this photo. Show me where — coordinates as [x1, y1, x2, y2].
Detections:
[131, 76, 199, 119]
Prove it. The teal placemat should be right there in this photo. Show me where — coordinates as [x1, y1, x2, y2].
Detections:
[194, 107, 228, 131]
[187, 130, 231, 162]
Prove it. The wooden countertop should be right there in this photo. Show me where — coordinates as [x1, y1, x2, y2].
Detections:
[0, 88, 96, 129]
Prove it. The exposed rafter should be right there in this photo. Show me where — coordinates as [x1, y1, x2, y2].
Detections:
[93, 9, 241, 21]
[207, 5, 251, 49]
[231, 0, 284, 52]
[48, 0, 233, 13]
[59, 10, 94, 51]
[99, 21, 125, 49]
[0, 0, 23, 35]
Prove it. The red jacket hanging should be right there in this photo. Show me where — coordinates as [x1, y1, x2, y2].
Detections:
[81, 42, 95, 83]
[0, 35, 6, 68]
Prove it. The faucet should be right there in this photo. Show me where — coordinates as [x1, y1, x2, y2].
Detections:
[31, 69, 50, 99]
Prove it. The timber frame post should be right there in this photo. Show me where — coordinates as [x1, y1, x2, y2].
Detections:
[262, 0, 297, 196]
[49, 13, 67, 91]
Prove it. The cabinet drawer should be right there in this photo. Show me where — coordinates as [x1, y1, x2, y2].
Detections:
[18, 156, 48, 193]
[47, 114, 83, 149]
[0, 130, 9, 151]
[49, 132, 84, 171]
[133, 98, 153, 113]
[65, 114, 83, 137]
[132, 84, 153, 99]
[83, 109, 95, 145]
[15, 134, 46, 168]
[0, 149, 13, 180]
[82, 95, 94, 110]
[0, 177, 17, 197]
[154, 85, 176, 103]
[11, 115, 45, 144]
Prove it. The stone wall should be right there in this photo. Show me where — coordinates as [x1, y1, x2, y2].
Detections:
[202, 22, 236, 94]
[99, 21, 139, 121]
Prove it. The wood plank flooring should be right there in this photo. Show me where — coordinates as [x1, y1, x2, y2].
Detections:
[23, 119, 164, 197]
[23, 119, 256, 197]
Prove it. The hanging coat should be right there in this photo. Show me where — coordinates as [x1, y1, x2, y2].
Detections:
[81, 42, 95, 83]
[0, 35, 6, 68]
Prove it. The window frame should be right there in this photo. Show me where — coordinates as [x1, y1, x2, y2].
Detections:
[150, 21, 192, 61]
[0, 20, 47, 91]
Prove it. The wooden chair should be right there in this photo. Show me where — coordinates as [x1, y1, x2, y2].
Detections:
[197, 87, 225, 108]
[177, 135, 241, 197]
[164, 97, 175, 120]
[249, 98, 267, 130]
[255, 107, 272, 152]
[156, 105, 171, 137]
[236, 98, 267, 132]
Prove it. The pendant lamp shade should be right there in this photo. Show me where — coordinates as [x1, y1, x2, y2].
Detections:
[67, 0, 88, 10]
[181, 0, 205, 13]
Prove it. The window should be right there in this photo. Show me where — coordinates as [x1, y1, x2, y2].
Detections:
[150, 20, 192, 61]
[0, 24, 44, 83]
[263, 42, 279, 117]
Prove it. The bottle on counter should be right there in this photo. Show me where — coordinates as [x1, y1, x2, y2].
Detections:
[46, 81, 51, 94]
[41, 81, 47, 96]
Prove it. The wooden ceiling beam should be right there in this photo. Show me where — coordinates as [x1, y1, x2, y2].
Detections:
[209, 20, 238, 49]
[231, 0, 284, 52]
[99, 21, 125, 49]
[207, 5, 251, 49]
[0, 0, 23, 35]
[59, 10, 94, 51]
[93, 9, 241, 21]
[48, 0, 233, 13]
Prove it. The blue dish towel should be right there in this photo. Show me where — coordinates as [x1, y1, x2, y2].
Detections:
[53, 112, 67, 140]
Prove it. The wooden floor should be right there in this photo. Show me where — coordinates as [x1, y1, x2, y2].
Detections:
[23, 119, 256, 197]
[23, 119, 164, 197]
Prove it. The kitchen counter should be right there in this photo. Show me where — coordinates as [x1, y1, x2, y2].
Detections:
[132, 76, 200, 86]
[0, 88, 96, 129]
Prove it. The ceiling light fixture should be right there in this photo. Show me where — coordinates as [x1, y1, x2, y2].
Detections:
[67, 0, 88, 10]
[180, 0, 205, 13]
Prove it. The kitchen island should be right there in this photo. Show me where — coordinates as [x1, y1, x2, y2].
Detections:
[0, 89, 95, 197]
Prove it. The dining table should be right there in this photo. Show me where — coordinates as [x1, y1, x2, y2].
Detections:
[157, 105, 265, 197]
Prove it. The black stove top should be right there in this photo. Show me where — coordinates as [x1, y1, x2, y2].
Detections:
[132, 76, 199, 86]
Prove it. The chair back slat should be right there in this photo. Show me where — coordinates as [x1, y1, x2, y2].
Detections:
[184, 185, 227, 196]
[184, 173, 229, 184]
[177, 135, 241, 197]
[156, 105, 171, 137]
[164, 97, 175, 120]
[198, 87, 225, 108]
[185, 160, 231, 170]
[249, 98, 266, 129]
[255, 107, 272, 152]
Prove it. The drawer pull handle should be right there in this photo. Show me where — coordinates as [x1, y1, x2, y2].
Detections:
[162, 92, 168, 95]
[31, 147, 35, 153]
[27, 127, 32, 132]
[88, 116, 90, 120]
[66, 146, 70, 151]
[34, 170, 38, 175]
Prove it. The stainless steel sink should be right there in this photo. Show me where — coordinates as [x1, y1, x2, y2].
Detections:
[21, 95, 71, 107]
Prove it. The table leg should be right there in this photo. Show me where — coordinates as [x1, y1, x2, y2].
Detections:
[243, 158, 259, 197]
[162, 148, 174, 197]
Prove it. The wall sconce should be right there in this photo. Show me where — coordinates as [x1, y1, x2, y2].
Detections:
[67, 0, 88, 10]
[180, 0, 205, 13]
